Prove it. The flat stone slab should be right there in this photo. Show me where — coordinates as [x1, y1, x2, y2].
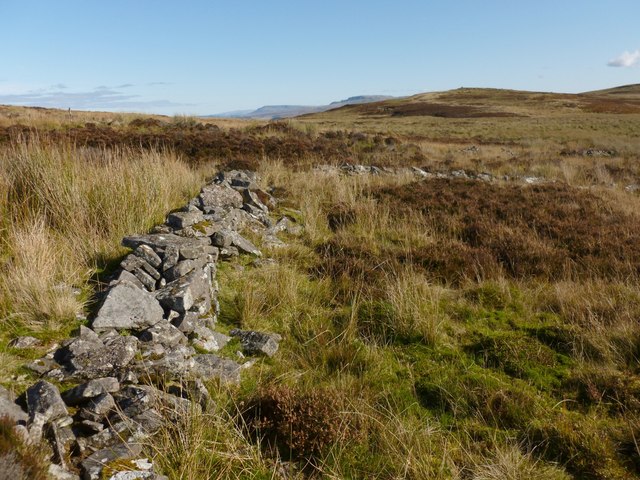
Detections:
[92, 281, 164, 332]
[191, 354, 241, 384]
[122, 233, 210, 252]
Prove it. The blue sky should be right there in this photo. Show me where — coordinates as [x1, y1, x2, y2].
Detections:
[0, 0, 638, 115]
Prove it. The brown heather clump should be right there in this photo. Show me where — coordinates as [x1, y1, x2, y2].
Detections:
[372, 178, 640, 282]
[241, 384, 354, 461]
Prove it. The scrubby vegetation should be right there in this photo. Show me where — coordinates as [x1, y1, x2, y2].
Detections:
[1, 87, 639, 478]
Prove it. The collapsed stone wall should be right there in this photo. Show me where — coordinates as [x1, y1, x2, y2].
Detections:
[0, 170, 299, 480]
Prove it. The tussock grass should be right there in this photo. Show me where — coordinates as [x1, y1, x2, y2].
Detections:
[0, 140, 203, 342]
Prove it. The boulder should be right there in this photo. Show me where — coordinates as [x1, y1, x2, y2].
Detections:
[63, 335, 138, 379]
[230, 329, 281, 357]
[110, 269, 144, 290]
[92, 281, 164, 332]
[79, 393, 116, 422]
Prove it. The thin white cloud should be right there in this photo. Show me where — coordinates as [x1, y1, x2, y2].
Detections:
[608, 50, 640, 67]
[0, 85, 187, 111]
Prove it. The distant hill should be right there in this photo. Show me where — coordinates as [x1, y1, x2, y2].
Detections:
[300, 85, 640, 120]
[207, 95, 393, 119]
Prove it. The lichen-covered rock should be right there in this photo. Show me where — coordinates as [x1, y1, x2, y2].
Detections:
[139, 321, 187, 347]
[191, 354, 241, 384]
[190, 326, 230, 352]
[133, 244, 162, 268]
[92, 281, 164, 332]
[230, 329, 281, 357]
[78, 393, 116, 422]
[8, 335, 41, 349]
[62, 377, 120, 406]
[167, 209, 204, 229]
[156, 267, 211, 313]
[81, 442, 143, 480]
[198, 183, 243, 213]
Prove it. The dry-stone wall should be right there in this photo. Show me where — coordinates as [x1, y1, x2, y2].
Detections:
[1, 170, 298, 480]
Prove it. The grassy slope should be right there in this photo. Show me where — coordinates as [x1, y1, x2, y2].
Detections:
[0, 87, 639, 478]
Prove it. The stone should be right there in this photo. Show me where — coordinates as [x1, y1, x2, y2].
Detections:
[26, 357, 59, 376]
[162, 244, 179, 272]
[132, 267, 157, 291]
[190, 326, 230, 352]
[122, 233, 211, 252]
[242, 188, 269, 213]
[92, 280, 164, 332]
[156, 267, 211, 313]
[79, 393, 116, 422]
[61, 335, 138, 379]
[110, 270, 144, 290]
[48, 422, 76, 467]
[198, 183, 243, 213]
[120, 255, 160, 280]
[62, 377, 120, 406]
[215, 170, 259, 190]
[133, 244, 162, 269]
[80, 419, 105, 434]
[134, 345, 195, 381]
[179, 243, 218, 261]
[49, 463, 81, 480]
[170, 311, 198, 334]
[8, 335, 41, 349]
[219, 246, 239, 259]
[0, 385, 27, 424]
[230, 329, 281, 357]
[139, 321, 186, 347]
[163, 258, 207, 282]
[230, 232, 261, 256]
[211, 229, 233, 248]
[191, 355, 241, 384]
[81, 442, 143, 480]
[167, 210, 204, 229]
[26, 380, 68, 424]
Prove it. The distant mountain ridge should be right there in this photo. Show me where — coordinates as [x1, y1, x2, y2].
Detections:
[207, 95, 393, 119]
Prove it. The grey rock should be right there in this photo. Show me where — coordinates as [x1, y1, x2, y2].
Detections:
[133, 244, 162, 269]
[62, 377, 120, 406]
[191, 326, 230, 352]
[198, 183, 243, 213]
[230, 329, 281, 357]
[179, 243, 218, 261]
[49, 463, 81, 480]
[191, 354, 241, 384]
[139, 321, 187, 347]
[8, 335, 41, 349]
[92, 280, 164, 332]
[79, 393, 116, 422]
[64, 335, 138, 379]
[134, 345, 195, 381]
[163, 257, 207, 282]
[132, 267, 157, 291]
[242, 188, 269, 213]
[26, 357, 59, 376]
[26, 380, 68, 424]
[211, 229, 233, 248]
[110, 269, 144, 290]
[80, 419, 105, 433]
[219, 246, 239, 259]
[0, 385, 27, 424]
[170, 311, 199, 334]
[120, 255, 160, 280]
[123, 234, 211, 257]
[231, 232, 261, 256]
[156, 267, 211, 314]
[48, 422, 76, 467]
[161, 244, 179, 272]
[81, 442, 143, 480]
[167, 210, 204, 229]
[216, 170, 259, 190]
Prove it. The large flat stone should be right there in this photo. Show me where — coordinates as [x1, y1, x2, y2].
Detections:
[191, 355, 241, 384]
[92, 281, 164, 332]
